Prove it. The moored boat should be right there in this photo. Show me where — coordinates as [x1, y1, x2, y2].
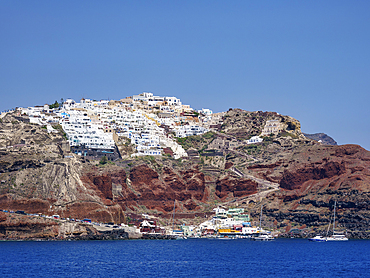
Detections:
[325, 232, 348, 241]
[308, 235, 326, 242]
[251, 233, 274, 241]
[250, 205, 274, 241]
[309, 201, 348, 242]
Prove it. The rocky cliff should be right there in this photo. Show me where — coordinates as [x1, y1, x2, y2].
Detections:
[0, 211, 129, 240]
[1, 109, 370, 238]
[0, 113, 125, 224]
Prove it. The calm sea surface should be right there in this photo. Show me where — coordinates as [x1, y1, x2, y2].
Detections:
[0, 239, 369, 278]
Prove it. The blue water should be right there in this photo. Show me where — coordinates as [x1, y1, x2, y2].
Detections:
[0, 239, 369, 277]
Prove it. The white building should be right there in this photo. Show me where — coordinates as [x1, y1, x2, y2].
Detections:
[19, 93, 193, 159]
[174, 125, 208, 138]
[198, 108, 213, 116]
[261, 119, 281, 136]
[247, 136, 263, 144]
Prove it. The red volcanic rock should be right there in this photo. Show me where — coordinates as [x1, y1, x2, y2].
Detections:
[63, 202, 125, 223]
[113, 164, 211, 213]
[169, 180, 187, 191]
[82, 169, 127, 201]
[153, 190, 174, 201]
[248, 162, 281, 169]
[130, 164, 159, 185]
[163, 167, 187, 191]
[183, 170, 205, 191]
[187, 179, 203, 191]
[175, 192, 192, 201]
[224, 162, 233, 170]
[180, 169, 196, 180]
[81, 170, 121, 200]
[184, 200, 198, 211]
[192, 192, 204, 201]
[162, 203, 175, 212]
[280, 161, 346, 190]
[140, 189, 157, 200]
[216, 176, 258, 198]
[93, 175, 113, 200]
[185, 172, 205, 201]
[0, 212, 6, 222]
[0, 194, 50, 214]
[110, 169, 127, 186]
[334, 144, 361, 157]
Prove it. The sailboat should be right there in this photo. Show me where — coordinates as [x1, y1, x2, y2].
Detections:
[251, 205, 274, 241]
[325, 201, 348, 241]
[309, 201, 348, 242]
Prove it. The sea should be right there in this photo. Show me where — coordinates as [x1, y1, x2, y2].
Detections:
[0, 239, 369, 278]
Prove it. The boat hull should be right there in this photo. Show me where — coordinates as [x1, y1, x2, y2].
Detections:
[308, 238, 326, 242]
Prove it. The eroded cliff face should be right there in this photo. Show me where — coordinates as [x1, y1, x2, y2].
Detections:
[220, 109, 304, 140]
[0, 113, 125, 224]
[279, 161, 346, 190]
[2, 109, 370, 238]
[78, 162, 260, 216]
[244, 144, 370, 236]
[0, 211, 59, 240]
[216, 177, 258, 198]
[84, 164, 204, 213]
[0, 211, 129, 240]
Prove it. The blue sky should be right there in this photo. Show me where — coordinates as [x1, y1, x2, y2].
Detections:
[1, 1, 369, 150]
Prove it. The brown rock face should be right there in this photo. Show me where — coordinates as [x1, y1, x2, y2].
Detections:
[0, 212, 6, 222]
[130, 164, 159, 185]
[92, 175, 113, 200]
[64, 202, 125, 223]
[184, 200, 199, 211]
[82, 170, 118, 201]
[216, 177, 258, 198]
[111, 164, 215, 213]
[0, 214, 59, 240]
[77, 162, 262, 215]
[244, 144, 370, 237]
[220, 109, 302, 140]
[0, 194, 50, 214]
[224, 162, 233, 170]
[280, 161, 346, 190]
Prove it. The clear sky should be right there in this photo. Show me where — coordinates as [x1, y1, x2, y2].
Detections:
[1, 1, 369, 150]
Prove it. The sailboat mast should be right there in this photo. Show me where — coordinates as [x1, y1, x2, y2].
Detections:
[260, 205, 263, 230]
[333, 201, 337, 234]
[172, 200, 176, 232]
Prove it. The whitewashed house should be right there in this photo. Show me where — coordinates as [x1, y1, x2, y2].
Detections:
[247, 136, 263, 144]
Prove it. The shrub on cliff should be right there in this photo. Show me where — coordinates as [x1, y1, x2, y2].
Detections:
[99, 155, 108, 165]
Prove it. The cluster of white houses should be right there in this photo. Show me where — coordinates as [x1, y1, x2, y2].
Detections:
[19, 92, 217, 159]
[17, 92, 284, 160]
[196, 206, 259, 236]
[138, 206, 266, 237]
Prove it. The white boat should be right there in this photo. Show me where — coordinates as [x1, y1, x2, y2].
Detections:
[325, 201, 348, 241]
[251, 205, 274, 241]
[308, 235, 327, 242]
[309, 201, 348, 242]
[326, 233, 348, 241]
[251, 233, 274, 241]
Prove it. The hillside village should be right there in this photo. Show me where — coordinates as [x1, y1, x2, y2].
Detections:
[13, 92, 274, 161]
[1, 92, 369, 240]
